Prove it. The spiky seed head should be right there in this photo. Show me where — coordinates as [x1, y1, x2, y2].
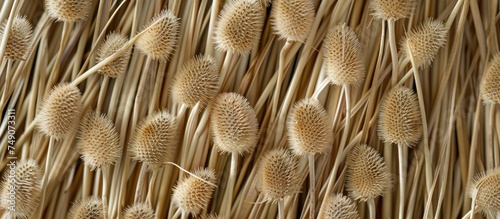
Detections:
[258, 148, 300, 202]
[210, 92, 259, 155]
[467, 168, 500, 215]
[0, 160, 42, 218]
[172, 168, 217, 216]
[345, 144, 392, 201]
[96, 32, 131, 78]
[271, 0, 315, 42]
[77, 111, 121, 170]
[287, 98, 333, 156]
[136, 9, 180, 61]
[480, 54, 500, 104]
[318, 194, 360, 219]
[123, 203, 155, 219]
[378, 86, 422, 146]
[0, 16, 33, 60]
[323, 23, 365, 86]
[171, 55, 220, 107]
[214, 0, 265, 54]
[370, 0, 416, 21]
[45, 0, 92, 22]
[402, 20, 447, 68]
[37, 83, 82, 140]
[68, 197, 106, 219]
[130, 110, 178, 170]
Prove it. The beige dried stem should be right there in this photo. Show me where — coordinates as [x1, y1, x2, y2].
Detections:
[258, 148, 300, 219]
[378, 86, 422, 219]
[346, 144, 392, 219]
[172, 168, 217, 219]
[210, 92, 259, 218]
[318, 194, 359, 219]
[287, 98, 333, 217]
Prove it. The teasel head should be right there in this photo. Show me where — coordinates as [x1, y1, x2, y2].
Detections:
[370, 0, 416, 21]
[318, 194, 360, 219]
[258, 148, 300, 202]
[77, 111, 121, 170]
[378, 86, 422, 147]
[172, 168, 217, 216]
[96, 32, 131, 78]
[214, 0, 265, 54]
[271, 0, 315, 42]
[68, 197, 107, 219]
[480, 54, 500, 104]
[287, 98, 333, 156]
[345, 144, 392, 201]
[37, 83, 82, 140]
[123, 203, 155, 219]
[171, 55, 220, 108]
[322, 23, 365, 87]
[45, 0, 92, 22]
[0, 16, 33, 60]
[467, 168, 500, 216]
[402, 19, 448, 68]
[210, 92, 259, 155]
[136, 9, 180, 62]
[130, 110, 178, 170]
[0, 160, 42, 218]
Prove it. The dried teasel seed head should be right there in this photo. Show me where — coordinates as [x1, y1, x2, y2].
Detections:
[37, 83, 82, 140]
[402, 19, 447, 68]
[370, 0, 416, 21]
[0, 160, 42, 218]
[96, 32, 131, 78]
[467, 168, 500, 215]
[346, 144, 392, 201]
[136, 9, 180, 61]
[123, 203, 155, 219]
[323, 23, 365, 87]
[77, 111, 121, 170]
[258, 148, 300, 202]
[45, 0, 92, 22]
[172, 168, 217, 216]
[271, 0, 315, 42]
[130, 110, 178, 170]
[68, 197, 106, 219]
[378, 86, 422, 146]
[0, 16, 33, 60]
[171, 55, 220, 107]
[271, 0, 314, 42]
[210, 92, 259, 155]
[480, 54, 500, 104]
[318, 194, 360, 219]
[214, 0, 265, 54]
[287, 98, 333, 156]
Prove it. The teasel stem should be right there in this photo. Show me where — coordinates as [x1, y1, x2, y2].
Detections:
[38, 137, 55, 219]
[367, 198, 376, 219]
[469, 189, 477, 219]
[223, 152, 238, 218]
[308, 154, 316, 218]
[388, 19, 399, 86]
[146, 171, 158, 207]
[278, 199, 285, 219]
[273, 41, 292, 123]
[487, 104, 495, 169]
[397, 143, 406, 219]
[102, 166, 110, 219]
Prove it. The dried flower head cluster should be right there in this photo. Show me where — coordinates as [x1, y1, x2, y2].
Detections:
[96, 32, 131, 78]
[259, 148, 300, 202]
[0, 160, 42, 218]
[68, 197, 106, 219]
[378, 86, 422, 146]
[323, 23, 365, 86]
[211, 92, 259, 154]
[402, 19, 448, 68]
[271, 0, 315, 42]
[123, 203, 155, 219]
[77, 111, 121, 170]
[287, 98, 333, 155]
[0, 16, 33, 60]
[171, 55, 220, 107]
[130, 110, 178, 170]
[136, 9, 180, 61]
[318, 194, 359, 219]
[346, 144, 392, 201]
[370, 0, 416, 21]
[467, 168, 500, 216]
[45, 0, 92, 22]
[480, 54, 500, 104]
[37, 83, 82, 140]
[215, 0, 265, 54]
[172, 168, 217, 216]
